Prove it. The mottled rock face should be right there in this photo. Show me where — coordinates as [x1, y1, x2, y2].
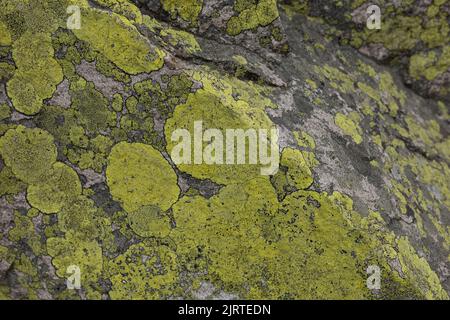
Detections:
[0, 0, 448, 300]
[280, 0, 450, 102]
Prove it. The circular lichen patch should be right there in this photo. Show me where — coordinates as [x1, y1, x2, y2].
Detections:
[128, 205, 171, 238]
[106, 142, 180, 212]
[0, 125, 57, 184]
[27, 162, 82, 214]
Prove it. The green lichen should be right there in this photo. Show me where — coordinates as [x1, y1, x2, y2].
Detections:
[0, 166, 26, 197]
[0, 20, 11, 45]
[9, 211, 45, 255]
[7, 32, 63, 115]
[170, 177, 279, 291]
[0, 63, 15, 82]
[47, 232, 103, 299]
[0, 125, 57, 184]
[160, 28, 201, 54]
[352, 16, 422, 52]
[0, 0, 67, 38]
[409, 46, 450, 81]
[293, 130, 316, 149]
[112, 93, 124, 112]
[106, 142, 180, 212]
[73, 8, 165, 75]
[314, 64, 354, 94]
[0, 0, 448, 300]
[281, 0, 309, 19]
[132, 73, 193, 121]
[160, 0, 203, 25]
[92, 0, 143, 23]
[27, 162, 82, 214]
[397, 237, 448, 299]
[165, 70, 277, 185]
[128, 205, 171, 238]
[232, 55, 247, 66]
[58, 195, 108, 241]
[107, 241, 179, 299]
[280, 147, 313, 190]
[335, 112, 363, 144]
[94, 53, 131, 83]
[0, 103, 11, 121]
[227, 0, 279, 36]
[305, 79, 318, 90]
[71, 82, 116, 133]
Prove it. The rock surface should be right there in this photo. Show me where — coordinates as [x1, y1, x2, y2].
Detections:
[0, 0, 448, 299]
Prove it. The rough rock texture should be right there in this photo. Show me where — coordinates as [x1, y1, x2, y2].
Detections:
[0, 0, 448, 299]
[279, 0, 450, 102]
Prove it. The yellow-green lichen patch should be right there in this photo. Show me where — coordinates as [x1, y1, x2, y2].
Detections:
[7, 32, 63, 115]
[0, 62, 15, 83]
[0, 126, 57, 184]
[0, 0, 68, 38]
[165, 70, 278, 185]
[71, 82, 116, 133]
[305, 79, 318, 90]
[314, 64, 354, 94]
[106, 241, 179, 299]
[335, 112, 363, 144]
[409, 46, 450, 81]
[227, 0, 279, 36]
[0, 166, 26, 197]
[293, 130, 316, 149]
[280, 147, 313, 190]
[169, 176, 443, 298]
[314, 63, 406, 116]
[27, 162, 82, 214]
[397, 237, 448, 299]
[111, 93, 123, 112]
[36, 105, 110, 173]
[232, 55, 247, 66]
[0, 103, 11, 120]
[170, 177, 279, 291]
[92, 0, 143, 23]
[106, 142, 180, 212]
[267, 191, 447, 299]
[47, 232, 103, 299]
[352, 16, 422, 52]
[280, 0, 309, 19]
[128, 205, 171, 238]
[160, 28, 202, 54]
[73, 9, 165, 75]
[58, 195, 108, 241]
[9, 211, 45, 255]
[265, 190, 373, 298]
[160, 0, 203, 25]
[0, 20, 11, 46]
